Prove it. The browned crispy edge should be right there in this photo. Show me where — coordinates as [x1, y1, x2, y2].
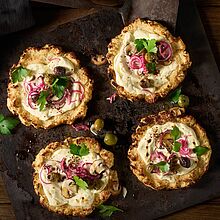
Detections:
[7, 44, 93, 129]
[32, 137, 120, 217]
[128, 107, 212, 190]
[106, 18, 191, 103]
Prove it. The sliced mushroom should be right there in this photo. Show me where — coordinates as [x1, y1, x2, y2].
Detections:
[47, 172, 61, 182]
[89, 179, 105, 191]
[90, 160, 107, 175]
[140, 78, 153, 88]
[169, 155, 180, 173]
[124, 44, 136, 56]
[146, 164, 154, 173]
[108, 170, 121, 195]
[61, 179, 78, 199]
[161, 132, 174, 153]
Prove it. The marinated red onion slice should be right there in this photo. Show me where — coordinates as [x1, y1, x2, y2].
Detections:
[157, 41, 172, 61]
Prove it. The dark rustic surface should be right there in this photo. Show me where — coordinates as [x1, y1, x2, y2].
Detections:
[129, 0, 179, 29]
[0, 0, 220, 219]
[31, 0, 123, 7]
[0, 0, 34, 35]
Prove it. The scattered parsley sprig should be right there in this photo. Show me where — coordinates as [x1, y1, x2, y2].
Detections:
[193, 146, 209, 156]
[73, 176, 88, 190]
[146, 62, 157, 74]
[155, 161, 170, 173]
[70, 143, 89, 157]
[97, 204, 123, 217]
[52, 76, 69, 99]
[134, 39, 157, 53]
[12, 66, 30, 83]
[0, 114, 19, 135]
[169, 87, 182, 103]
[37, 90, 50, 111]
[171, 126, 181, 141]
[171, 126, 182, 152]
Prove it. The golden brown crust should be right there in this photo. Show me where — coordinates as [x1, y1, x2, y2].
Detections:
[7, 44, 93, 129]
[32, 137, 120, 217]
[128, 108, 212, 190]
[107, 18, 191, 103]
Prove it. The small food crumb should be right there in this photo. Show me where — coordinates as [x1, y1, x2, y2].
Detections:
[122, 186, 127, 198]
[106, 93, 117, 103]
[91, 54, 107, 66]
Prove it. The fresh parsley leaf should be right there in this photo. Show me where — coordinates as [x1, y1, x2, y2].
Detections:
[173, 142, 181, 152]
[97, 204, 123, 217]
[134, 39, 145, 52]
[70, 143, 89, 157]
[143, 39, 157, 53]
[52, 76, 68, 99]
[169, 87, 182, 103]
[193, 146, 209, 156]
[12, 66, 30, 83]
[79, 143, 89, 156]
[134, 39, 157, 54]
[171, 126, 181, 141]
[73, 176, 88, 190]
[37, 90, 49, 111]
[155, 161, 170, 172]
[146, 62, 157, 74]
[70, 144, 80, 155]
[0, 114, 19, 135]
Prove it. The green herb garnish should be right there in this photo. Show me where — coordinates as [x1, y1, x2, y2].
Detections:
[70, 143, 89, 157]
[37, 90, 50, 111]
[155, 161, 170, 173]
[52, 76, 69, 98]
[146, 62, 157, 74]
[134, 39, 157, 53]
[173, 141, 181, 152]
[193, 146, 209, 156]
[11, 66, 30, 83]
[171, 126, 181, 141]
[97, 204, 123, 217]
[0, 114, 19, 135]
[73, 176, 88, 190]
[169, 87, 182, 103]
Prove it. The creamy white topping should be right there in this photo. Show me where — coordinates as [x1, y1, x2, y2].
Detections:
[137, 122, 199, 181]
[40, 149, 109, 207]
[113, 29, 178, 96]
[21, 56, 83, 120]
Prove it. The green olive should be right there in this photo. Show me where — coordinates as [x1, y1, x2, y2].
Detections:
[104, 133, 118, 146]
[178, 94, 189, 108]
[93, 118, 104, 131]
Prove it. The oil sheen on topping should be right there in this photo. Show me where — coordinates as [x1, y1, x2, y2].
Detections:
[40, 149, 109, 207]
[137, 122, 199, 181]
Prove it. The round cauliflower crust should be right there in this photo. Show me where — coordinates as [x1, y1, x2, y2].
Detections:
[128, 108, 212, 190]
[107, 19, 191, 103]
[32, 137, 120, 217]
[7, 44, 93, 129]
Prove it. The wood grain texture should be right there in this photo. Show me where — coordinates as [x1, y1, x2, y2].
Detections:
[0, 0, 34, 35]
[0, 177, 10, 204]
[0, 0, 220, 219]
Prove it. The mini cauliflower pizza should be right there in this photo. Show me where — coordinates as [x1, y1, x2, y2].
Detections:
[7, 44, 93, 129]
[128, 108, 211, 190]
[32, 137, 120, 216]
[107, 19, 191, 103]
